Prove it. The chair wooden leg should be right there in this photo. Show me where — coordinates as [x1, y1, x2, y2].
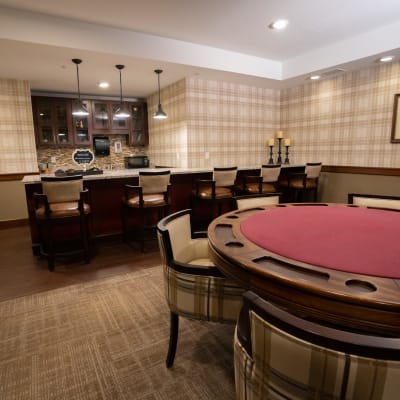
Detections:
[47, 219, 55, 272]
[166, 311, 179, 368]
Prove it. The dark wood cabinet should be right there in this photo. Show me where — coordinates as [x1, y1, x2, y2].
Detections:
[72, 100, 91, 146]
[32, 97, 73, 146]
[129, 102, 149, 146]
[91, 100, 130, 134]
[32, 96, 148, 148]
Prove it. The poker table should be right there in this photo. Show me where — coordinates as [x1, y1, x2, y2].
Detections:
[207, 203, 400, 336]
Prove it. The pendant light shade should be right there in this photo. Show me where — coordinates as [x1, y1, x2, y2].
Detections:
[71, 59, 89, 116]
[153, 69, 167, 119]
[114, 64, 130, 118]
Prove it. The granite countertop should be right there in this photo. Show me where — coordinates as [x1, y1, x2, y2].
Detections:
[22, 164, 304, 184]
[22, 167, 212, 184]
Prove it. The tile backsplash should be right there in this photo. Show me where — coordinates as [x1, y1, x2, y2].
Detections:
[37, 135, 148, 171]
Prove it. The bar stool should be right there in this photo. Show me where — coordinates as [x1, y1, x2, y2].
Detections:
[284, 162, 322, 202]
[192, 166, 237, 228]
[121, 170, 171, 252]
[33, 175, 92, 271]
[240, 164, 281, 194]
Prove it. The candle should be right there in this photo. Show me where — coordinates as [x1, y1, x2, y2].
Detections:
[276, 130, 284, 138]
[267, 138, 275, 146]
[284, 138, 291, 146]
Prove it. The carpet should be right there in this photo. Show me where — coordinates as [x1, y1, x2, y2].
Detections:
[0, 266, 236, 399]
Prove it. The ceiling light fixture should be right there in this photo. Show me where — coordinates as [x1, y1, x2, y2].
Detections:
[310, 75, 321, 80]
[153, 69, 167, 120]
[98, 81, 109, 89]
[269, 19, 288, 30]
[114, 65, 130, 118]
[71, 59, 89, 116]
[379, 56, 394, 63]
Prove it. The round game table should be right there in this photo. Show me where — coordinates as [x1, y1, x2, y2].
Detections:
[207, 203, 400, 336]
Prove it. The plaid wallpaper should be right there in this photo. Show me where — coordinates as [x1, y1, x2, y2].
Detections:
[147, 62, 400, 169]
[0, 79, 37, 173]
[3, 61, 400, 173]
[147, 78, 280, 168]
[281, 62, 400, 167]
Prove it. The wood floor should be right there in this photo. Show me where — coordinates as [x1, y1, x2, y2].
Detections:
[0, 224, 161, 302]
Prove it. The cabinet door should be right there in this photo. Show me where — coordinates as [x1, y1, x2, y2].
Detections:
[92, 101, 111, 131]
[92, 100, 130, 133]
[72, 100, 91, 145]
[111, 101, 130, 132]
[129, 102, 149, 146]
[33, 97, 73, 146]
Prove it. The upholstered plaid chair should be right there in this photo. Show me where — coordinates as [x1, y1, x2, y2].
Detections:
[34, 175, 91, 271]
[235, 291, 400, 400]
[122, 170, 170, 252]
[192, 166, 238, 227]
[240, 164, 282, 195]
[157, 208, 244, 368]
[348, 193, 400, 210]
[232, 193, 281, 210]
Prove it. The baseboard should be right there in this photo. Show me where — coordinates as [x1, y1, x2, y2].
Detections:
[0, 219, 29, 230]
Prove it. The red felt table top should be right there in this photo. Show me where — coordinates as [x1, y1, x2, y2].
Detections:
[240, 205, 400, 279]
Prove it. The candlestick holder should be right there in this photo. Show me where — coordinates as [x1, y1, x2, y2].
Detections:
[276, 138, 282, 164]
[268, 145, 274, 164]
[284, 146, 290, 164]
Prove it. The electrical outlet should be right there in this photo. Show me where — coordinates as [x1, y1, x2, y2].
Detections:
[51, 156, 56, 163]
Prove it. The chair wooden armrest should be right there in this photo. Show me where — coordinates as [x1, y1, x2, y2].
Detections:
[124, 185, 143, 205]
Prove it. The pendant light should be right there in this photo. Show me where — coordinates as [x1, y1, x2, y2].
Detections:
[153, 69, 167, 119]
[114, 64, 130, 118]
[71, 59, 89, 116]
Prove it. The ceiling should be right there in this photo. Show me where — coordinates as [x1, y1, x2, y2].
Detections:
[0, 0, 400, 98]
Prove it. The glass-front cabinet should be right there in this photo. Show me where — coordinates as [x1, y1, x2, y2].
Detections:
[72, 100, 91, 145]
[92, 100, 130, 134]
[32, 96, 148, 148]
[129, 102, 149, 146]
[33, 97, 73, 146]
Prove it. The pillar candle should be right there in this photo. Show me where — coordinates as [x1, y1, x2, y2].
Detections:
[276, 130, 284, 138]
[284, 138, 291, 146]
[267, 138, 275, 146]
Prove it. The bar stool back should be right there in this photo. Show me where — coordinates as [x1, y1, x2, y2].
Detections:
[121, 170, 171, 251]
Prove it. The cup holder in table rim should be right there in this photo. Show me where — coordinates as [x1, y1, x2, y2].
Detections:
[345, 279, 377, 292]
[224, 241, 244, 248]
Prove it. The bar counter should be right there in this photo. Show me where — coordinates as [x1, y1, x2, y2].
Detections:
[23, 165, 304, 253]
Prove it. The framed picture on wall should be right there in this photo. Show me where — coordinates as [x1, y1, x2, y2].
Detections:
[391, 94, 400, 143]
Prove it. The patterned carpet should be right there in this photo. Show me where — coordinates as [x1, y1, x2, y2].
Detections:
[0, 266, 236, 399]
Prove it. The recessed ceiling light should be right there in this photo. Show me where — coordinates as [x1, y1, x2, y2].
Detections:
[379, 56, 394, 63]
[310, 75, 321, 80]
[98, 81, 109, 88]
[268, 19, 289, 30]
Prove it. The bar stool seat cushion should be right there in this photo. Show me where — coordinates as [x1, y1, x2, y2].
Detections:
[289, 178, 318, 189]
[125, 193, 167, 208]
[194, 186, 233, 199]
[245, 182, 277, 194]
[35, 202, 91, 219]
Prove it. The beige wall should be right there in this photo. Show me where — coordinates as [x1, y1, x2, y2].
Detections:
[0, 79, 37, 174]
[147, 77, 280, 168]
[0, 78, 37, 221]
[319, 173, 400, 203]
[148, 61, 400, 170]
[280, 62, 400, 167]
